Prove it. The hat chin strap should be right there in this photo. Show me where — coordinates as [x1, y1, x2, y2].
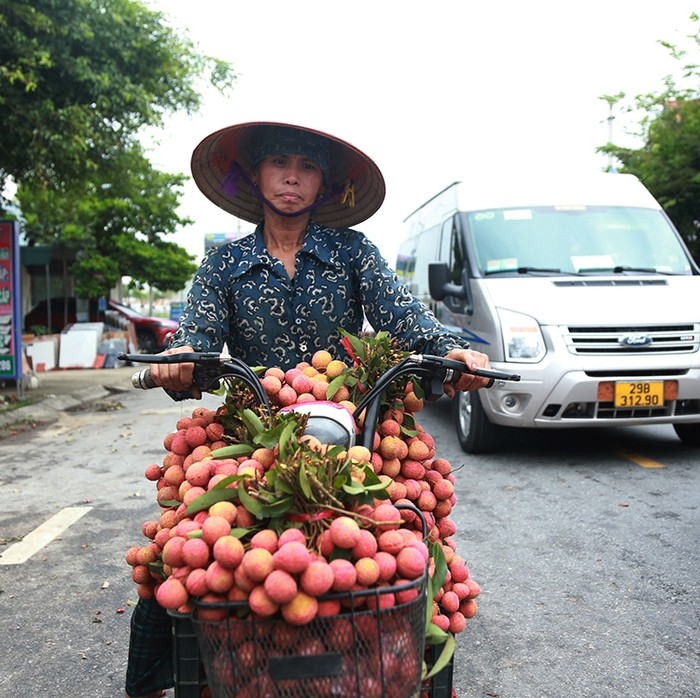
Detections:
[222, 161, 346, 220]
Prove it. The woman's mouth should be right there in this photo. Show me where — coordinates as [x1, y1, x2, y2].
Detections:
[278, 192, 302, 203]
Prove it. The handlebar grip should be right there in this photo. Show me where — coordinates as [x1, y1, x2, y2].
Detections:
[131, 367, 157, 390]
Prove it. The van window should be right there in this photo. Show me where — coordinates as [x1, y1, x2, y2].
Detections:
[465, 206, 692, 275]
[397, 224, 441, 301]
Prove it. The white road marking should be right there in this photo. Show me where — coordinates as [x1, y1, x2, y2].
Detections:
[0, 506, 92, 565]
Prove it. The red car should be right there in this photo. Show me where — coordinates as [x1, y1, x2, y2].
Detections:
[23, 297, 178, 353]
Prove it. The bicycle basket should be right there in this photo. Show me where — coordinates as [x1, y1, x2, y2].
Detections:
[191, 573, 428, 698]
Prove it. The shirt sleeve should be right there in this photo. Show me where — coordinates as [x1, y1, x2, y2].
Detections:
[352, 232, 470, 355]
[168, 246, 231, 352]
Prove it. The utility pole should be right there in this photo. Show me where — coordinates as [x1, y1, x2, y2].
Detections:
[606, 103, 615, 172]
[599, 92, 625, 173]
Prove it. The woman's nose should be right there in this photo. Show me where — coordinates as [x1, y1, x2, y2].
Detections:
[283, 165, 301, 184]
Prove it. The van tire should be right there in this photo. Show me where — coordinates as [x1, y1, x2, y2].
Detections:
[673, 422, 700, 447]
[453, 390, 500, 454]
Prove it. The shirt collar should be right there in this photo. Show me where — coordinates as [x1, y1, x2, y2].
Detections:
[243, 221, 342, 270]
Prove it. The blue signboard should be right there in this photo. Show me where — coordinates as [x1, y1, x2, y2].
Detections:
[170, 301, 184, 323]
[0, 220, 22, 382]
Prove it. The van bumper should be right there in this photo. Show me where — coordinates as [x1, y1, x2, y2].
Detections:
[481, 365, 700, 429]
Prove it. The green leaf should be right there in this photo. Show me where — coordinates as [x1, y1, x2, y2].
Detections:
[260, 496, 294, 518]
[229, 527, 252, 539]
[185, 486, 239, 516]
[275, 479, 295, 495]
[148, 560, 164, 574]
[240, 408, 265, 435]
[364, 480, 390, 492]
[326, 374, 346, 400]
[425, 622, 449, 647]
[254, 428, 285, 450]
[342, 482, 365, 495]
[429, 541, 449, 593]
[324, 444, 346, 459]
[332, 473, 348, 490]
[423, 634, 456, 680]
[277, 419, 300, 460]
[210, 443, 254, 458]
[346, 333, 367, 362]
[342, 374, 359, 387]
[298, 463, 312, 499]
[237, 481, 263, 518]
[401, 412, 417, 436]
[362, 467, 387, 488]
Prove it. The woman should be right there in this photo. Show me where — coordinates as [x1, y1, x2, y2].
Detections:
[126, 121, 491, 698]
[150, 121, 491, 393]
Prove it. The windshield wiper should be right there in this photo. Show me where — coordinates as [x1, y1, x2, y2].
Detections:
[577, 265, 673, 275]
[485, 266, 569, 276]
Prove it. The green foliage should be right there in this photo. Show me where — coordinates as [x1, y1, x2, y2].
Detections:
[0, 0, 235, 191]
[598, 13, 700, 261]
[17, 143, 198, 296]
[186, 406, 388, 547]
[337, 329, 412, 406]
[0, 0, 234, 295]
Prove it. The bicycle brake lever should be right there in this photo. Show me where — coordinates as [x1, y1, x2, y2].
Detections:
[409, 355, 521, 382]
[118, 352, 226, 365]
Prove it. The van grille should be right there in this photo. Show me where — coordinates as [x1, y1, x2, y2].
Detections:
[562, 324, 699, 355]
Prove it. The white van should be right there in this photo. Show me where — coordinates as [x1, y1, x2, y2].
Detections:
[398, 172, 700, 453]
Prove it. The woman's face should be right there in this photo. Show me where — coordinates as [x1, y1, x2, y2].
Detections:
[255, 154, 324, 216]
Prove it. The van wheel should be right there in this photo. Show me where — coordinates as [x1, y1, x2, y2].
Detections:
[453, 390, 500, 454]
[673, 422, 700, 447]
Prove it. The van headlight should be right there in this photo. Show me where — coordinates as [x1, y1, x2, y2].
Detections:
[498, 309, 545, 362]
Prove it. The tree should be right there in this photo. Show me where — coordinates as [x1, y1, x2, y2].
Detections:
[598, 14, 700, 261]
[0, 0, 234, 296]
[0, 0, 234, 194]
[17, 143, 198, 297]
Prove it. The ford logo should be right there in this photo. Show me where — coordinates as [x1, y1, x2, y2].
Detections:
[619, 334, 653, 347]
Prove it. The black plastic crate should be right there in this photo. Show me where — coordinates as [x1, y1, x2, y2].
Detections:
[422, 641, 455, 698]
[169, 610, 208, 698]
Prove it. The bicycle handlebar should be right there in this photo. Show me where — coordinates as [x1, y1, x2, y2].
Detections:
[118, 351, 521, 450]
[118, 352, 520, 394]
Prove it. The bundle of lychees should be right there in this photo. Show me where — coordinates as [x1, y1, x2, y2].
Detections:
[126, 332, 480, 695]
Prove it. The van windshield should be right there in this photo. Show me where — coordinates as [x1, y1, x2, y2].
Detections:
[465, 206, 693, 276]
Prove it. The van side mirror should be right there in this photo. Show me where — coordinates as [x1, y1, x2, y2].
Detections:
[429, 262, 467, 301]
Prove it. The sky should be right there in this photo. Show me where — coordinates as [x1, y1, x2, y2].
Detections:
[144, 0, 699, 266]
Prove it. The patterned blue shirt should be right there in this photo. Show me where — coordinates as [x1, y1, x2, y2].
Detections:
[170, 222, 468, 371]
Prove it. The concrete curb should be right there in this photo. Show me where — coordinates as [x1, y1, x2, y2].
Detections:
[0, 385, 113, 430]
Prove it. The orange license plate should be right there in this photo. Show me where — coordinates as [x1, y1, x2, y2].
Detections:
[614, 381, 664, 408]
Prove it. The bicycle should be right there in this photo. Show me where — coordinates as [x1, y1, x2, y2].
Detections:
[121, 349, 519, 698]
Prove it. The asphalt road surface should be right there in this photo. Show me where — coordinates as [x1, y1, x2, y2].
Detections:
[0, 388, 697, 698]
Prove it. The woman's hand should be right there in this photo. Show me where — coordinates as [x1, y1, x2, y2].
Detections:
[149, 345, 201, 398]
[443, 348, 493, 398]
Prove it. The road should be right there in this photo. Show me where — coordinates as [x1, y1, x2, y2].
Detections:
[0, 389, 698, 698]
